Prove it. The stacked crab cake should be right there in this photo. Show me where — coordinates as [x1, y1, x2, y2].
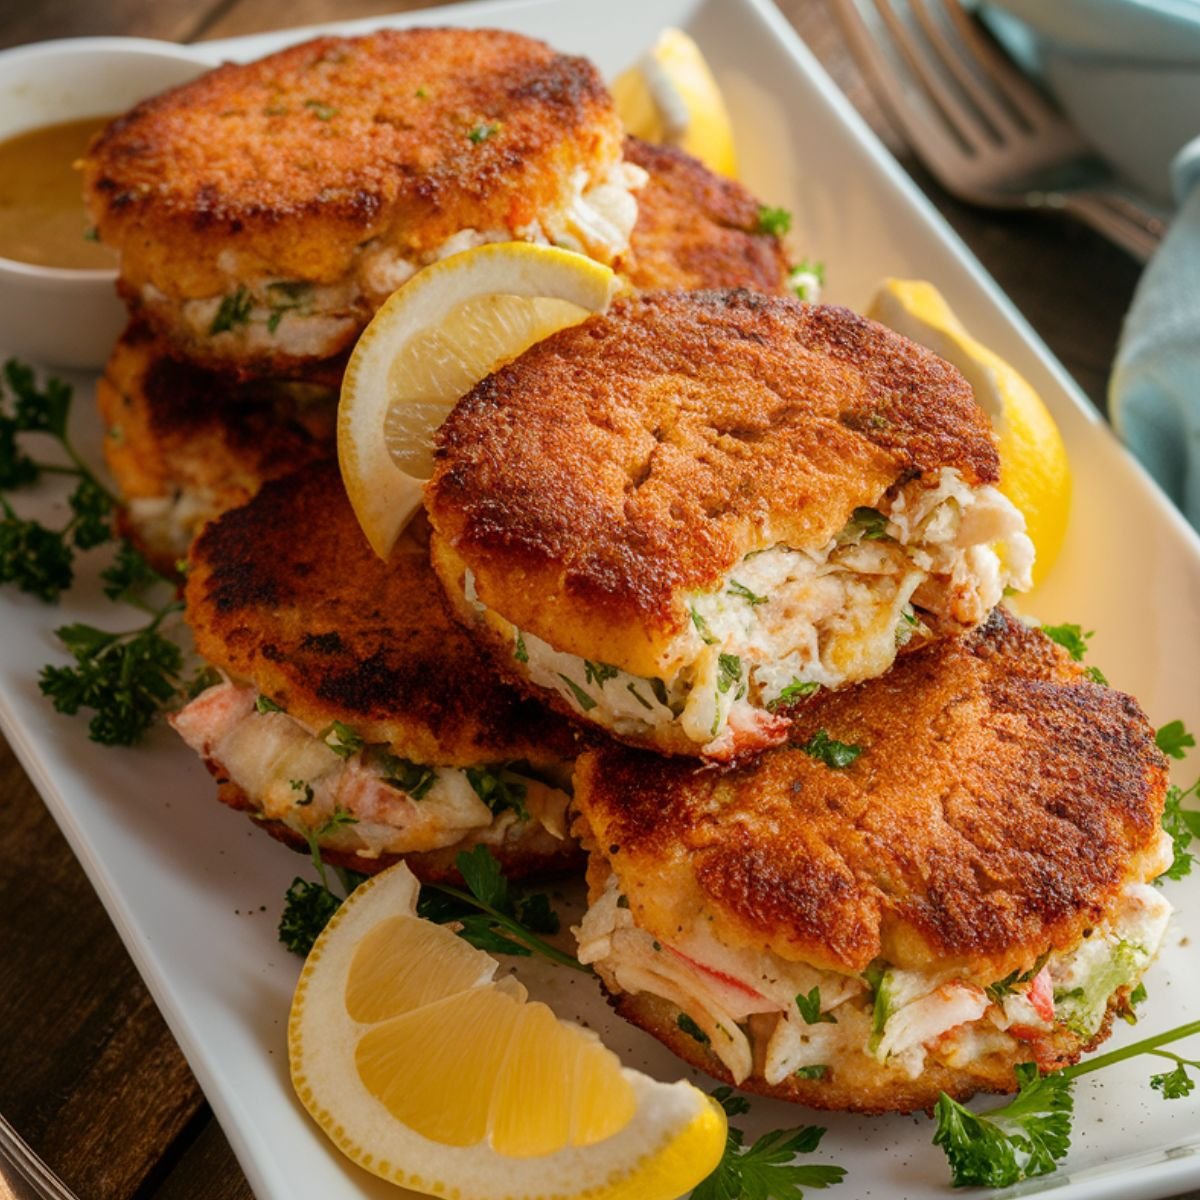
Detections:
[570, 609, 1174, 1111]
[425, 291, 1034, 761]
[171, 463, 581, 882]
[82, 28, 647, 378]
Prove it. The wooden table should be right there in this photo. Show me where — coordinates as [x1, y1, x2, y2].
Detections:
[0, 2, 1181, 1199]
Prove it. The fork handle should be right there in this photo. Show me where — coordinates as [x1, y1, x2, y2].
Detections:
[1060, 192, 1167, 262]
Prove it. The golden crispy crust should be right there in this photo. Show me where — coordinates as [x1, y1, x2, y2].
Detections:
[617, 138, 788, 293]
[84, 29, 619, 365]
[98, 323, 337, 571]
[186, 461, 578, 769]
[214, 781, 581, 884]
[574, 609, 1169, 978]
[610, 987, 1125, 1113]
[426, 292, 998, 677]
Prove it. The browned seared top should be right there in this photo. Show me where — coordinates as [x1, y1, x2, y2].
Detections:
[617, 137, 788, 293]
[186, 461, 578, 767]
[574, 609, 1169, 977]
[99, 322, 337, 519]
[83, 28, 620, 297]
[426, 292, 998, 674]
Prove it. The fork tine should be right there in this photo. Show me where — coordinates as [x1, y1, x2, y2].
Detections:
[908, 0, 1028, 139]
[872, 0, 1000, 153]
[831, 0, 972, 174]
[941, 0, 1075, 133]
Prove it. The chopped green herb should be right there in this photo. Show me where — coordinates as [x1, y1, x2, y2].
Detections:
[1040, 622, 1092, 661]
[558, 673, 598, 711]
[694, 1087, 846, 1200]
[376, 753, 437, 801]
[1149, 1055, 1198, 1099]
[513, 630, 529, 663]
[1157, 720, 1196, 760]
[788, 258, 825, 301]
[289, 778, 315, 806]
[795, 986, 837, 1025]
[795, 1064, 828, 1080]
[584, 660, 619, 687]
[83, 226, 100, 242]
[304, 99, 338, 120]
[772, 679, 820, 710]
[468, 122, 499, 143]
[985, 953, 1049, 1004]
[717, 653, 743, 696]
[800, 728, 862, 769]
[756, 205, 792, 236]
[841, 506, 891, 542]
[728, 579, 768, 606]
[321, 720, 364, 759]
[1123, 980, 1148, 1025]
[616, 894, 630, 909]
[209, 286, 253, 335]
[626, 681, 654, 710]
[677, 1013, 710, 1045]
[690, 605, 717, 645]
[466, 765, 529, 821]
[414, 86, 428, 99]
[255, 694, 285, 714]
[1159, 776, 1200, 882]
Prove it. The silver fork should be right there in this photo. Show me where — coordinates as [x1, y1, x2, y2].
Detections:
[0, 1114, 80, 1200]
[830, 0, 1168, 259]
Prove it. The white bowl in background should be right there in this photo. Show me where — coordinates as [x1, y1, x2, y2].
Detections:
[0, 38, 212, 369]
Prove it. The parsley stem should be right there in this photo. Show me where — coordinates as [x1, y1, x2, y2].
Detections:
[1062, 1019, 1200, 1081]
[429, 882, 593, 973]
[60, 438, 119, 507]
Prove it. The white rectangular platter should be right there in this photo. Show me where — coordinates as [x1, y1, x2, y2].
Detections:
[1, 1, 1198, 1198]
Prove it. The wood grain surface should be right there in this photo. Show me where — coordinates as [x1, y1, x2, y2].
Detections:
[0, 2, 1180, 1199]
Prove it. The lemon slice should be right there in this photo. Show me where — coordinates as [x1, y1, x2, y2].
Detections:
[613, 28, 739, 178]
[289, 863, 726, 1200]
[338, 242, 618, 559]
[867, 279, 1072, 586]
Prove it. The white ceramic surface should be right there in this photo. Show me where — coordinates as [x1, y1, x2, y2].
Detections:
[1, 3, 1199, 1199]
[0, 38, 213, 368]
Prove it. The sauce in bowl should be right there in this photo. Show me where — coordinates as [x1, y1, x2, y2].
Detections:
[0, 114, 116, 270]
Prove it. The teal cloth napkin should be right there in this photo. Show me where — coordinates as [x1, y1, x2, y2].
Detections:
[1110, 139, 1200, 529]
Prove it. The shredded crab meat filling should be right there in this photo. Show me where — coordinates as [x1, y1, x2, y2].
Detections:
[575, 866, 1171, 1086]
[470, 469, 1034, 755]
[169, 680, 570, 858]
[150, 160, 648, 359]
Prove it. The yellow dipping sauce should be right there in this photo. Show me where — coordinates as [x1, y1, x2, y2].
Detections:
[0, 114, 117, 269]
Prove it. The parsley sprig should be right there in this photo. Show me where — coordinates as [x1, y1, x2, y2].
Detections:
[420, 845, 586, 972]
[38, 546, 185, 746]
[694, 1087, 846, 1199]
[933, 1018, 1200, 1188]
[1041, 621, 1108, 685]
[0, 361, 119, 601]
[1155, 719, 1199, 882]
[278, 808, 366, 955]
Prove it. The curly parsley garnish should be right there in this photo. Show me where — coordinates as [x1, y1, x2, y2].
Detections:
[278, 809, 365, 956]
[0, 362, 120, 601]
[799, 729, 862, 769]
[755, 205, 793, 237]
[1157, 719, 1196, 760]
[933, 1018, 1200, 1188]
[694, 1087, 846, 1200]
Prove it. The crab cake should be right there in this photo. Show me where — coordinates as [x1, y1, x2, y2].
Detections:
[617, 137, 788, 293]
[97, 323, 337, 573]
[83, 28, 643, 376]
[425, 291, 1035, 761]
[170, 461, 580, 883]
[572, 609, 1174, 1112]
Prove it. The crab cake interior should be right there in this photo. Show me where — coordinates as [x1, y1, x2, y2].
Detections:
[83, 28, 642, 375]
[426, 292, 1034, 760]
[98, 323, 337, 572]
[571, 610, 1173, 1112]
[171, 462, 579, 882]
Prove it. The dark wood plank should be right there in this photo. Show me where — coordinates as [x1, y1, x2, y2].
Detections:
[0, 0, 229, 52]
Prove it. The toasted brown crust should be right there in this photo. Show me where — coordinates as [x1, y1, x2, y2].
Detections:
[574, 609, 1169, 979]
[185, 460, 578, 768]
[426, 291, 998, 677]
[617, 138, 788, 293]
[214, 781, 581, 884]
[610, 986, 1125, 1113]
[98, 323, 337, 572]
[84, 28, 620, 368]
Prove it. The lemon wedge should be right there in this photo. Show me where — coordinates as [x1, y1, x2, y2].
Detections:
[338, 242, 618, 559]
[288, 863, 725, 1200]
[613, 28, 738, 178]
[867, 279, 1071, 585]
